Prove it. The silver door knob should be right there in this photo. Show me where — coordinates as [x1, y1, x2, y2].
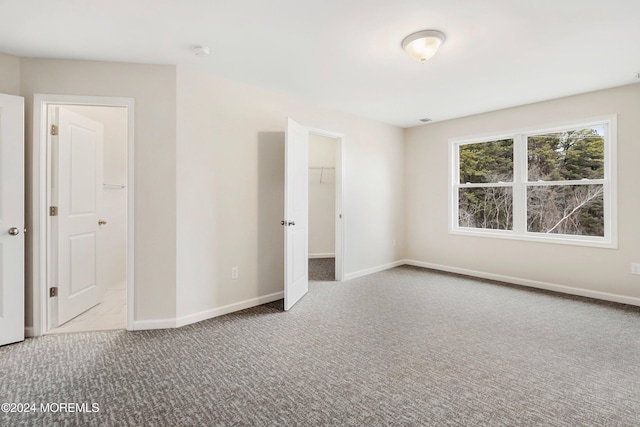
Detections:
[8, 227, 20, 236]
[98, 220, 107, 226]
[287, 221, 295, 226]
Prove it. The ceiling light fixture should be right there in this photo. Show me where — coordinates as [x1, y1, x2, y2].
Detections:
[402, 30, 445, 63]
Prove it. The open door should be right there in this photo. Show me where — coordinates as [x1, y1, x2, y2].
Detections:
[0, 93, 24, 346]
[284, 118, 309, 310]
[53, 107, 104, 325]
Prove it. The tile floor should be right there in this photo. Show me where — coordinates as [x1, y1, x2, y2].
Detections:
[47, 281, 127, 334]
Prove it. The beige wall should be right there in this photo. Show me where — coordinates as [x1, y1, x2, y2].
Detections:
[405, 83, 640, 301]
[3, 54, 405, 330]
[19, 58, 177, 324]
[5, 51, 636, 328]
[0, 52, 20, 95]
[175, 66, 405, 318]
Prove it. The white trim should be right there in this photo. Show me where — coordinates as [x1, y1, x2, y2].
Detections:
[307, 127, 345, 282]
[32, 94, 135, 336]
[309, 253, 335, 259]
[344, 260, 405, 281]
[449, 114, 617, 249]
[176, 291, 284, 327]
[131, 318, 176, 331]
[449, 115, 618, 145]
[403, 259, 640, 307]
[448, 228, 617, 248]
[133, 292, 284, 330]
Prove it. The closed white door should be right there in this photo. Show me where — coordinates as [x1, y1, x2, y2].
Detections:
[54, 107, 104, 325]
[0, 93, 24, 346]
[284, 118, 309, 310]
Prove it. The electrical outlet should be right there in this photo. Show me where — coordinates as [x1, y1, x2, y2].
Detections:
[631, 263, 640, 276]
[231, 267, 239, 279]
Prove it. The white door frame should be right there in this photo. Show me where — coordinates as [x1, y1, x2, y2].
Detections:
[32, 94, 135, 336]
[307, 127, 345, 281]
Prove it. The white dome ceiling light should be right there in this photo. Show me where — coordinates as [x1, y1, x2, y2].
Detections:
[401, 30, 446, 63]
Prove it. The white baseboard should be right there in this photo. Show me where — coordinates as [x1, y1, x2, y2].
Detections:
[309, 253, 335, 259]
[175, 292, 284, 328]
[403, 259, 640, 307]
[345, 260, 405, 281]
[131, 318, 176, 331]
[131, 292, 284, 331]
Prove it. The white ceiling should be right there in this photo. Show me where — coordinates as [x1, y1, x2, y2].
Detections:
[1, 0, 639, 127]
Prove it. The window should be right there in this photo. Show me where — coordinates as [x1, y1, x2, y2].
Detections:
[450, 116, 616, 247]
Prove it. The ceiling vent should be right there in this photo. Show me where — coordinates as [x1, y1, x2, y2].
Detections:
[419, 118, 432, 123]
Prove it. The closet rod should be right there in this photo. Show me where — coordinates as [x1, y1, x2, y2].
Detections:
[308, 166, 335, 184]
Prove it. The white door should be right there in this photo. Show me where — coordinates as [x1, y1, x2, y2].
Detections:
[284, 118, 309, 310]
[0, 94, 24, 346]
[54, 107, 104, 325]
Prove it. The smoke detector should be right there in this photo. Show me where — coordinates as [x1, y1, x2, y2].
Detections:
[193, 46, 210, 56]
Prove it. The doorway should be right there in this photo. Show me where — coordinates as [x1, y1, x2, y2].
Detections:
[32, 95, 135, 336]
[308, 134, 339, 281]
[283, 120, 344, 310]
[308, 128, 344, 283]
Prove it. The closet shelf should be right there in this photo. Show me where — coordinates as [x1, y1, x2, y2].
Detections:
[103, 183, 127, 189]
[308, 166, 335, 184]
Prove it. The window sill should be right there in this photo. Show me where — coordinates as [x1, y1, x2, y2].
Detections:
[449, 228, 617, 249]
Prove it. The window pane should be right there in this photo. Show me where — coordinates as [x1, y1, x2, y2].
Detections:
[459, 187, 513, 230]
[527, 126, 604, 181]
[459, 139, 513, 184]
[527, 184, 604, 236]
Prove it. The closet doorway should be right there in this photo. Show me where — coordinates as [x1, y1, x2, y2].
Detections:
[308, 132, 342, 281]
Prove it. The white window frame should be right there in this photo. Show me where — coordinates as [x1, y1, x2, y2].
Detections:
[449, 115, 617, 248]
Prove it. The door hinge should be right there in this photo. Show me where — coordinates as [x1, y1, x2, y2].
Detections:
[49, 206, 58, 216]
[50, 124, 58, 136]
[49, 287, 58, 298]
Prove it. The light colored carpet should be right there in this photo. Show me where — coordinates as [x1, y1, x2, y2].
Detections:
[2, 266, 640, 426]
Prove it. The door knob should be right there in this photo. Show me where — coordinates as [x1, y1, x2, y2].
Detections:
[98, 220, 107, 226]
[288, 221, 295, 226]
[8, 227, 20, 236]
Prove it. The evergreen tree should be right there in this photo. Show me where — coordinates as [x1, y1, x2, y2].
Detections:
[458, 128, 604, 236]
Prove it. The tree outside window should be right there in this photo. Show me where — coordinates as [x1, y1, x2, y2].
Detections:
[526, 128, 604, 236]
[451, 117, 615, 247]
